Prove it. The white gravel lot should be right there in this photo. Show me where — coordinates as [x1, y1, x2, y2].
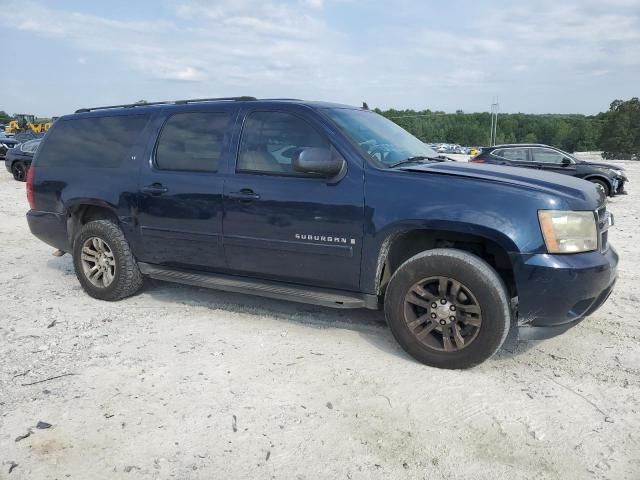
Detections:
[1, 162, 639, 480]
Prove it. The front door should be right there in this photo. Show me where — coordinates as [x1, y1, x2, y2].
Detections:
[222, 109, 364, 291]
[136, 108, 235, 270]
[530, 147, 577, 176]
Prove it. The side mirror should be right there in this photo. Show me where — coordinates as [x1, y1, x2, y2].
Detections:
[561, 157, 572, 167]
[292, 147, 344, 177]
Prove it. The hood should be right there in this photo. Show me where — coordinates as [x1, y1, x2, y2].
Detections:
[577, 160, 624, 171]
[397, 161, 605, 205]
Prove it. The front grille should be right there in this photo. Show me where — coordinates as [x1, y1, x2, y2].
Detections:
[595, 204, 610, 252]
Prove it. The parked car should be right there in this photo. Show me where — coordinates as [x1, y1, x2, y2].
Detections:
[0, 133, 19, 161]
[421, 143, 456, 162]
[5, 138, 41, 181]
[25, 98, 617, 369]
[471, 144, 628, 196]
[14, 132, 45, 144]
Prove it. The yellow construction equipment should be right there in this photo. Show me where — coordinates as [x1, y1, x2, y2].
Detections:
[5, 114, 53, 134]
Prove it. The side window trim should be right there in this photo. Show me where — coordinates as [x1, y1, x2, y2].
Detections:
[152, 111, 230, 173]
[235, 109, 332, 178]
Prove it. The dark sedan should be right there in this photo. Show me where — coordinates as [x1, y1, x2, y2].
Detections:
[5, 138, 41, 181]
[471, 144, 627, 196]
[0, 134, 19, 161]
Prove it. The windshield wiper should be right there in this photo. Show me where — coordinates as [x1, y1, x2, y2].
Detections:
[388, 156, 440, 168]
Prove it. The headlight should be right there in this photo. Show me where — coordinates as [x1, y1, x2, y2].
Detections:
[538, 210, 598, 253]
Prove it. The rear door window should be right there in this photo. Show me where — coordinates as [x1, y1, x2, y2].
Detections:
[155, 112, 229, 172]
[493, 148, 529, 162]
[38, 115, 149, 168]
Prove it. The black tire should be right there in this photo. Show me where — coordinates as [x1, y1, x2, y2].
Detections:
[11, 161, 27, 182]
[72, 220, 144, 301]
[589, 178, 610, 197]
[384, 248, 511, 369]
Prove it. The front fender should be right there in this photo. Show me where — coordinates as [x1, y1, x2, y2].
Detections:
[582, 174, 613, 188]
[365, 219, 522, 295]
[360, 168, 553, 294]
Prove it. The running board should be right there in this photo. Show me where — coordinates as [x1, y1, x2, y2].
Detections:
[138, 263, 379, 310]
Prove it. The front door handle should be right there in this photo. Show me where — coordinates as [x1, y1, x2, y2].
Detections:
[228, 189, 261, 201]
[142, 183, 169, 195]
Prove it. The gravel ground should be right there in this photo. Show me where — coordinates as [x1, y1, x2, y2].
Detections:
[1, 162, 639, 480]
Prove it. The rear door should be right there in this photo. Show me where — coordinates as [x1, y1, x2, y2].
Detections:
[136, 107, 237, 270]
[222, 108, 365, 291]
[492, 147, 535, 168]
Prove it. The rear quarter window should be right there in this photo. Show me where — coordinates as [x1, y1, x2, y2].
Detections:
[37, 114, 149, 168]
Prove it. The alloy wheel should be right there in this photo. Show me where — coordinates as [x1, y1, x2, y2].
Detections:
[403, 276, 482, 352]
[80, 237, 116, 288]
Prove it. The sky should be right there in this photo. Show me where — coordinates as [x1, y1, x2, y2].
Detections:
[1, 0, 639, 117]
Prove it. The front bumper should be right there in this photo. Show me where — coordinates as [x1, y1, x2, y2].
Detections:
[511, 247, 618, 340]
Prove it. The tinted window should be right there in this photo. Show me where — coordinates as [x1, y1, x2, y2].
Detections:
[156, 112, 228, 172]
[532, 148, 565, 164]
[38, 115, 149, 168]
[237, 111, 329, 176]
[494, 148, 529, 162]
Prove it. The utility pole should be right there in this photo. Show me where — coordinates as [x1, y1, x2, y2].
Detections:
[489, 97, 499, 146]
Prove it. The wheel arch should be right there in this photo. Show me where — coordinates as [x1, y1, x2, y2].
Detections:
[65, 201, 121, 246]
[583, 175, 612, 192]
[374, 225, 518, 299]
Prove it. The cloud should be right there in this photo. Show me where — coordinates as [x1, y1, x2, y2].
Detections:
[2, 0, 358, 86]
[1, 0, 638, 112]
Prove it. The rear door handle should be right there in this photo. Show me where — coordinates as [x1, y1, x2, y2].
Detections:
[228, 189, 260, 201]
[142, 183, 169, 195]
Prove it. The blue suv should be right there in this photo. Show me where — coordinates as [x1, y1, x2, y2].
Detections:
[26, 97, 618, 369]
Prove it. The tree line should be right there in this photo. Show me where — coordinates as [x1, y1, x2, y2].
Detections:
[375, 97, 639, 158]
[2, 97, 638, 157]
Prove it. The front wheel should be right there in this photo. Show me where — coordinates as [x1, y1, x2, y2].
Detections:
[589, 179, 610, 197]
[384, 249, 511, 369]
[72, 220, 144, 301]
[11, 161, 27, 182]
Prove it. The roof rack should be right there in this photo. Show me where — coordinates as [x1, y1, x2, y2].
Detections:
[75, 96, 257, 114]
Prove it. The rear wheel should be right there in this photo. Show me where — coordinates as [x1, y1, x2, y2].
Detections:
[72, 220, 144, 301]
[384, 248, 511, 369]
[11, 161, 27, 182]
[589, 178, 610, 197]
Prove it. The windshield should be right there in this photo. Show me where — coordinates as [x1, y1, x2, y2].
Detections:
[324, 108, 439, 167]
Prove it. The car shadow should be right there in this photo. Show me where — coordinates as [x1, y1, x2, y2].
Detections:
[46, 255, 535, 365]
[141, 278, 408, 360]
